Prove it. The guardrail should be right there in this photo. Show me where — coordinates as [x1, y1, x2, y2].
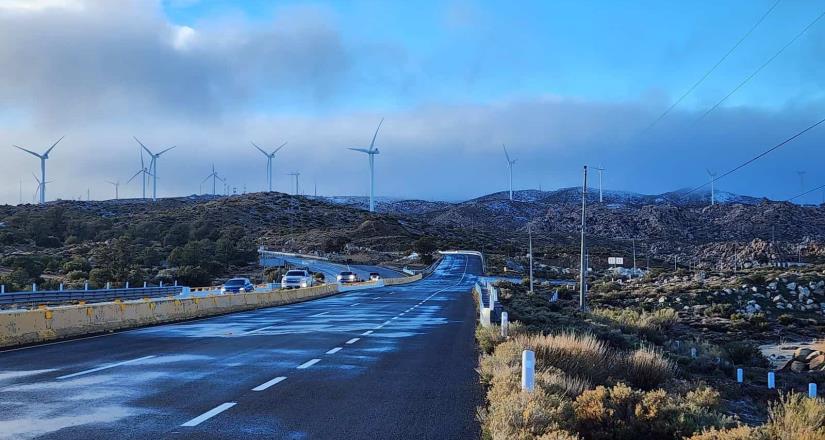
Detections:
[0, 286, 183, 309]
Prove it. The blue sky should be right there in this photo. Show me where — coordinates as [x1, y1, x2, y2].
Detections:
[0, 0, 823, 204]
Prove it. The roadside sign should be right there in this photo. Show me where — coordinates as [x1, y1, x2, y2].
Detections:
[608, 257, 624, 265]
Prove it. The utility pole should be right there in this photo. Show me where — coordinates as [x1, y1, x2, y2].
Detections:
[674, 255, 677, 271]
[528, 223, 534, 294]
[632, 238, 636, 279]
[579, 165, 588, 311]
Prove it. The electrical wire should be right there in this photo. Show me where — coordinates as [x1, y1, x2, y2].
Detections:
[787, 182, 825, 202]
[642, 0, 781, 133]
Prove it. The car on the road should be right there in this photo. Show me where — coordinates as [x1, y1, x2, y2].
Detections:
[336, 271, 358, 283]
[221, 277, 255, 293]
[369, 272, 381, 281]
[281, 269, 315, 289]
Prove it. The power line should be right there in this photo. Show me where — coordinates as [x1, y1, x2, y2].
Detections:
[787, 182, 825, 202]
[643, 0, 781, 133]
[696, 8, 825, 123]
[682, 115, 825, 197]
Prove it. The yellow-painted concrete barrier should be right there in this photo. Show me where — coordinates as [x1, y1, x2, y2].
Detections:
[0, 273, 424, 349]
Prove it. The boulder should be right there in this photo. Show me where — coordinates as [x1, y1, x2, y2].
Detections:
[787, 282, 797, 291]
[813, 355, 825, 371]
[773, 295, 783, 302]
[794, 348, 814, 361]
[791, 360, 809, 373]
[805, 351, 823, 362]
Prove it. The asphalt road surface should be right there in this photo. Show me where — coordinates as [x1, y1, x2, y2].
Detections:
[269, 256, 406, 282]
[0, 253, 483, 439]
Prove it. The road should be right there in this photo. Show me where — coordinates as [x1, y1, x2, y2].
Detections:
[0, 253, 483, 439]
[268, 255, 407, 282]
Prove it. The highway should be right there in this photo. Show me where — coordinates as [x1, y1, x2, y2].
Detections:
[0, 253, 483, 439]
[267, 255, 407, 282]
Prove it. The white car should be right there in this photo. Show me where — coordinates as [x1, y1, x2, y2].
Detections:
[281, 270, 314, 289]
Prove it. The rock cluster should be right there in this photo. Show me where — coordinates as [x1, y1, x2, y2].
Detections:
[780, 347, 825, 373]
[768, 279, 825, 314]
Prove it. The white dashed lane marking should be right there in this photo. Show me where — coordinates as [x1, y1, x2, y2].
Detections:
[361, 330, 373, 336]
[181, 402, 237, 427]
[252, 377, 286, 391]
[326, 347, 342, 354]
[56, 355, 156, 380]
[346, 338, 360, 344]
[297, 359, 321, 369]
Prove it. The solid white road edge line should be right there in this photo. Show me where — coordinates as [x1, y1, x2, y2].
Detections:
[252, 376, 287, 391]
[297, 359, 321, 369]
[181, 402, 237, 427]
[56, 355, 156, 380]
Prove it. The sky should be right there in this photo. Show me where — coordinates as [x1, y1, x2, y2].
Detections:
[0, 0, 824, 204]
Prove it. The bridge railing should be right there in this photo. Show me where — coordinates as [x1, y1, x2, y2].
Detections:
[0, 286, 183, 309]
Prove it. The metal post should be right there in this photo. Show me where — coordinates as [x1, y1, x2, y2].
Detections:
[632, 238, 636, 279]
[521, 350, 535, 392]
[528, 223, 534, 293]
[579, 165, 588, 310]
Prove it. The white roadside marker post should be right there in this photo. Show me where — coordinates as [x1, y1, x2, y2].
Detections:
[125, 281, 129, 289]
[810, 383, 818, 398]
[768, 371, 775, 389]
[32, 283, 37, 292]
[59, 283, 63, 291]
[736, 368, 743, 383]
[521, 350, 535, 392]
[501, 312, 509, 337]
[84, 281, 89, 291]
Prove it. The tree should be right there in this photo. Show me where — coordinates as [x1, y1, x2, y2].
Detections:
[413, 236, 437, 264]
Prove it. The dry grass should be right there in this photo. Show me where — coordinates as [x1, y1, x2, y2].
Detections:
[687, 426, 764, 440]
[623, 345, 676, 390]
[763, 393, 825, 440]
[514, 332, 617, 384]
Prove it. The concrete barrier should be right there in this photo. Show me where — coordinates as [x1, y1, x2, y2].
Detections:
[0, 273, 424, 349]
[0, 283, 338, 349]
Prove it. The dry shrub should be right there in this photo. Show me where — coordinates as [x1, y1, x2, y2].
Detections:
[537, 430, 582, 440]
[622, 345, 675, 390]
[483, 367, 574, 440]
[592, 307, 677, 342]
[763, 393, 825, 440]
[687, 426, 765, 440]
[572, 383, 730, 440]
[515, 332, 617, 384]
[477, 324, 505, 355]
[478, 339, 523, 383]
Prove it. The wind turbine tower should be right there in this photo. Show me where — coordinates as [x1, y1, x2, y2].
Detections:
[347, 118, 384, 212]
[106, 180, 120, 200]
[31, 173, 52, 204]
[202, 164, 222, 195]
[502, 145, 517, 201]
[288, 172, 301, 196]
[134, 137, 175, 202]
[707, 169, 717, 206]
[594, 166, 605, 203]
[252, 141, 287, 192]
[127, 149, 152, 200]
[13, 136, 64, 204]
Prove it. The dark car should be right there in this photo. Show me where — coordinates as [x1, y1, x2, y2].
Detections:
[221, 277, 255, 293]
[336, 271, 358, 283]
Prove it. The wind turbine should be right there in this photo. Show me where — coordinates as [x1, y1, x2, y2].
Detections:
[707, 169, 717, 206]
[202, 164, 223, 195]
[133, 137, 175, 202]
[502, 144, 516, 201]
[31, 173, 53, 204]
[106, 180, 120, 200]
[593, 166, 605, 203]
[251, 141, 287, 192]
[347, 118, 384, 212]
[127, 149, 152, 200]
[288, 172, 300, 196]
[13, 136, 64, 204]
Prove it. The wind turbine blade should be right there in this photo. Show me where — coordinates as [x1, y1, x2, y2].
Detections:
[31, 172, 40, 184]
[273, 141, 287, 154]
[251, 142, 269, 156]
[134, 136, 154, 156]
[126, 170, 143, 183]
[157, 145, 176, 156]
[348, 147, 371, 154]
[502, 144, 511, 163]
[13, 145, 41, 157]
[201, 175, 213, 184]
[44, 135, 64, 156]
[370, 117, 384, 149]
